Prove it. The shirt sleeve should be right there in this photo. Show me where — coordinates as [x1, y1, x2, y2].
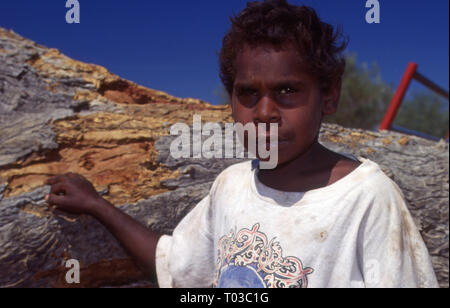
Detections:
[358, 177, 439, 288]
[155, 192, 216, 288]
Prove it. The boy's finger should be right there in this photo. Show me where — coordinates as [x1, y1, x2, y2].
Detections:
[45, 193, 65, 206]
[49, 182, 67, 196]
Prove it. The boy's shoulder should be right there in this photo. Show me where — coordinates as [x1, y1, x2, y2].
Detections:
[352, 158, 405, 201]
[215, 160, 255, 181]
[327, 155, 362, 186]
[210, 160, 254, 192]
[312, 155, 404, 201]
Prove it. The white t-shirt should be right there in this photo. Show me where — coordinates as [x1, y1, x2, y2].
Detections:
[155, 158, 439, 288]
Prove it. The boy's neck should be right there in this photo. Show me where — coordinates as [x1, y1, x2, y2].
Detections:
[257, 141, 355, 192]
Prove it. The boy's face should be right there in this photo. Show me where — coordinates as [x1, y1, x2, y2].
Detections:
[231, 44, 339, 167]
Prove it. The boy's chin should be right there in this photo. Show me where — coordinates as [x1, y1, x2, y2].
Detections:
[256, 151, 302, 170]
[254, 151, 286, 170]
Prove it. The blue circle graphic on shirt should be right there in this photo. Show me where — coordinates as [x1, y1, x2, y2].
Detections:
[217, 265, 266, 288]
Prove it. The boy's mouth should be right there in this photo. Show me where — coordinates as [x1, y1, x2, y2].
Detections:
[257, 133, 290, 148]
[265, 139, 289, 148]
[257, 130, 288, 140]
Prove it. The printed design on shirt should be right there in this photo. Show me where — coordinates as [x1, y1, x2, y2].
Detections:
[214, 223, 314, 288]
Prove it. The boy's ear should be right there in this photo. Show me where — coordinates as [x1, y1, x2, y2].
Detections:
[322, 80, 341, 115]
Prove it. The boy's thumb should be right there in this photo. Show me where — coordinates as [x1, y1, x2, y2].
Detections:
[45, 194, 63, 206]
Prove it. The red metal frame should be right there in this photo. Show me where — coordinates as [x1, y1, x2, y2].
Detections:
[379, 63, 418, 130]
[379, 62, 449, 139]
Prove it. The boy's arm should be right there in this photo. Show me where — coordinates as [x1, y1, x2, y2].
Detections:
[45, 173, 162, 281]
[359, 179, 439, 288]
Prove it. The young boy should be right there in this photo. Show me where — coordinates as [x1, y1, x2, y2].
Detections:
[45, 0, 439, 288]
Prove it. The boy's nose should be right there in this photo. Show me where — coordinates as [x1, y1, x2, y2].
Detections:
[253, 95, 281, 125]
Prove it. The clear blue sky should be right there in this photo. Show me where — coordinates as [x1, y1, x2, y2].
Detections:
[1, 0, 448, 105]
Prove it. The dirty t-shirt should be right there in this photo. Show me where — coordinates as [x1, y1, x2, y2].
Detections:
[155, 158, 439, 288]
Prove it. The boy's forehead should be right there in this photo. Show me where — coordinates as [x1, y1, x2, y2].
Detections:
[234, 44, 310, 82]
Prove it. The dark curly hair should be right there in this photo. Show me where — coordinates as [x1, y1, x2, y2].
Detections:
[219, 0, 348, 95]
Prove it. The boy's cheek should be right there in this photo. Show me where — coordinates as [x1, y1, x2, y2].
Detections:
[232, 111, 252, 126]
[231, 98, 250, 122]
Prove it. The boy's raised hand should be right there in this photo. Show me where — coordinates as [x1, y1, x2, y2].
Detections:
[46, 173, 162, 279]
[45, 173, 103, 216]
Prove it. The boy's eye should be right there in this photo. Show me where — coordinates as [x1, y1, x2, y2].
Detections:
[235, 87, 259, 107]
[279, 87, 296, 95]
[237, 88, 259, 97]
